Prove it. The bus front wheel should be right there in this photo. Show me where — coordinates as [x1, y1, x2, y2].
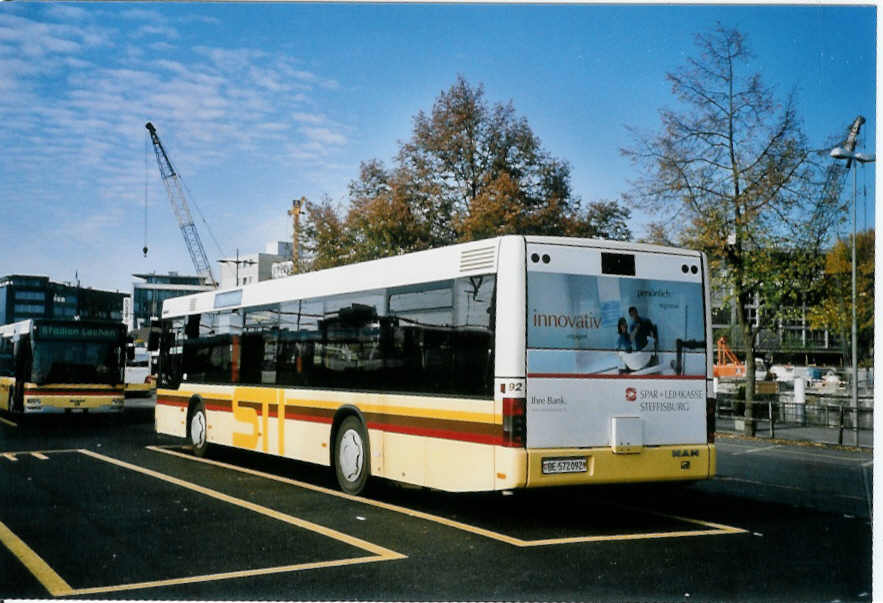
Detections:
[334, 416, 369, 495]
[188, 401, 209, 457]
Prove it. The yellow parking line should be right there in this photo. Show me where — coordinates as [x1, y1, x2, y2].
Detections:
[31, 452, 49, 461]
[0, 415, 17, 427]
[0, 520, 73, 597]
[79, 449, 404, 560]
[3, 448, 404, 597]
[69, 555, 390, 596]
[3, 453, 17, 462]
[147, 446, 746, 547]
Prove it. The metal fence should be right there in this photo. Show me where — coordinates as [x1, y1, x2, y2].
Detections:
[715, 393, 874, 449]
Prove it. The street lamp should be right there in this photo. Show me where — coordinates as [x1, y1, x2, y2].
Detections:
[830, 128, 875, 447]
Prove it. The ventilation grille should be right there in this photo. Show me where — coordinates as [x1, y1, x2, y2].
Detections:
[459, 246, 496, 273]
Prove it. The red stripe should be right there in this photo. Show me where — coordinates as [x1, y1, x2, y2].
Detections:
[528, 373, 706, 380]
[366, 421, 504, 446]
[157, 395, 498, 445]
[157, 397, 188, 407]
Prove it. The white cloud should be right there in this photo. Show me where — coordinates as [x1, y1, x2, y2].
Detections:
[292, 112, 326, 125]
[302, 127, 347, 146]
[0, 9, 352, 291]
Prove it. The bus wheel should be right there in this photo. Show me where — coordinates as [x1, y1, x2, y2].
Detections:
[188, 402, 209, 457]
[334, 416, 369, 495]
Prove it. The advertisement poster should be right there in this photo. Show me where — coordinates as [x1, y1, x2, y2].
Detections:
[526, 271, 708, 448]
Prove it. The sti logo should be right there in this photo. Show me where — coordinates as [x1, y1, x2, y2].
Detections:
[625, 387, 637, 402]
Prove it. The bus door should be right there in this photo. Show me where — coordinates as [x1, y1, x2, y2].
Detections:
[524, 243, 708, 453]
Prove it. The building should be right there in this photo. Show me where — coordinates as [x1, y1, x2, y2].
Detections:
[0, 274, 128, 325]
[711, 287, 843, 366]
[131, 272, 213, 331]
[218, 241, 293, 289]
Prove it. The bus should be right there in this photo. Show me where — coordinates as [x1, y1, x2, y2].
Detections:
[0, 319, 128, 414]
[154, 235, 715, 494]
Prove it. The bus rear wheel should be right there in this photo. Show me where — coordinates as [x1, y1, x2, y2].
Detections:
[188, 401, 209, 457]
[334, 416, 369, 495]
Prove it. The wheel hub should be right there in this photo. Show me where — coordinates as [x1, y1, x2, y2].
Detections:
[191, 411, 206, 448]
[339, 429, 363, 482]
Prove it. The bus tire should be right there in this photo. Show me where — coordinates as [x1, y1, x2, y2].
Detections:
[187, 400, 209, 458]
[334, 416, 370, 495]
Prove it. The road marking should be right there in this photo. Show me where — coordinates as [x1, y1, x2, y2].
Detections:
[31, 452, 49, 461]
[0, 415, 17, 427]
[1, 448, 404, 597]
[148, 445, 747, 547]
[78, 449, 404, 559]
[3, 453, 18, 462]
[0, 520, 73, 597]
[69, 555, 391, 596]
[714, 476, 867, 503]
[731, 445, 780, 456]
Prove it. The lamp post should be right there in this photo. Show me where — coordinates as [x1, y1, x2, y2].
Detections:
[830, 130, 875, 447]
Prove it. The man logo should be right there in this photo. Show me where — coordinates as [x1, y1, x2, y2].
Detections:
[625, 387, 637, 402]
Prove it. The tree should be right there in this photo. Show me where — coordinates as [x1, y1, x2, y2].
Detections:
[808, 229, 875, 365]
[621, 25, 844, 435]
[304, 77, 631, 267]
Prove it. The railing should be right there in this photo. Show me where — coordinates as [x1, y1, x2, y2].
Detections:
[715, 393, 874, 449]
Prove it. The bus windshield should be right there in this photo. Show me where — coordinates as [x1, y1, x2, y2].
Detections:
[31, 339, 123, 385]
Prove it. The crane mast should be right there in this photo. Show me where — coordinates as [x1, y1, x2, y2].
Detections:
[145, 121, 218, 287]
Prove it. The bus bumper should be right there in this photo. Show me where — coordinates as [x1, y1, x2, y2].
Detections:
[23, 395, 125, 413]
[523, 443, 716, 488]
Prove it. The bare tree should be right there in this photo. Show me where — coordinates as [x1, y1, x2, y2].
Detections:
[622, 25, 843, 435]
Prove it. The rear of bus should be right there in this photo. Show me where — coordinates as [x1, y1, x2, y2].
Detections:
[503, 237, 715, 487]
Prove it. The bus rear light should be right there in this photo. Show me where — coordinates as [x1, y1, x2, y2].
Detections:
[502, 397, 526, 448]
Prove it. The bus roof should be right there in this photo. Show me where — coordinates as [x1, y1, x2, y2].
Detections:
[161, 235, 702, 319]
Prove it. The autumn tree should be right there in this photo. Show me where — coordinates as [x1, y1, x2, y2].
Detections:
[621, 25, 844, 435]
[303, 76, 631, 267]
[808, 229, 875, 365]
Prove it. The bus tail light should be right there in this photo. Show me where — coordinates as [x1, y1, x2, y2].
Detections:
[502, 397, 525, 448]
[707, 396, 716, 443]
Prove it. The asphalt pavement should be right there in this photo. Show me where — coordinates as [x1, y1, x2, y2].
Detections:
[0, 404, 873, 601]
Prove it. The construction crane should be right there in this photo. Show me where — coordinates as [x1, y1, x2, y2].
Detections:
[145, 121, 218, 287]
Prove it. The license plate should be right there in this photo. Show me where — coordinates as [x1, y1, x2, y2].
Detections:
[542, 457, 587, 474]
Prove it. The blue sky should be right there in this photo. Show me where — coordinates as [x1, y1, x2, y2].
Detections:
[0, 3, 876, 295]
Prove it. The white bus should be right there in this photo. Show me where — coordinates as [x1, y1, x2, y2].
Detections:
[154, 236, 715, 494]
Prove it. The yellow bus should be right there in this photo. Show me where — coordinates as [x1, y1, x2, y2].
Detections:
[0, 319, 127, 414]
[154, 236, 716, 494]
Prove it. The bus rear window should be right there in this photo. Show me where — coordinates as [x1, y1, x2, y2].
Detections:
[527, 272, 704, 352]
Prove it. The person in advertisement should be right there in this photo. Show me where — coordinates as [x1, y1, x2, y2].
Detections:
[616, 318, 633, 353]
[628, 306, 658, 354]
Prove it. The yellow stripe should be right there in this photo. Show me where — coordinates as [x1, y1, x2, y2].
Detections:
[0, 416, 17, 427]
[148, 446, 746, 548]
[78, 449, 404, 559]
[68, 555, 390, 596]
[0, 520, 73, 596]
[31, 452, 49, 461]
[3, 453, 17, 462]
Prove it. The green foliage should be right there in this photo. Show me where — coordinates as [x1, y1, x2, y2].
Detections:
[303, 77, 632, 268]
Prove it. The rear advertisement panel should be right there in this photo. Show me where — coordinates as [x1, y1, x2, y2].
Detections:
[525, 246, 707, 449]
